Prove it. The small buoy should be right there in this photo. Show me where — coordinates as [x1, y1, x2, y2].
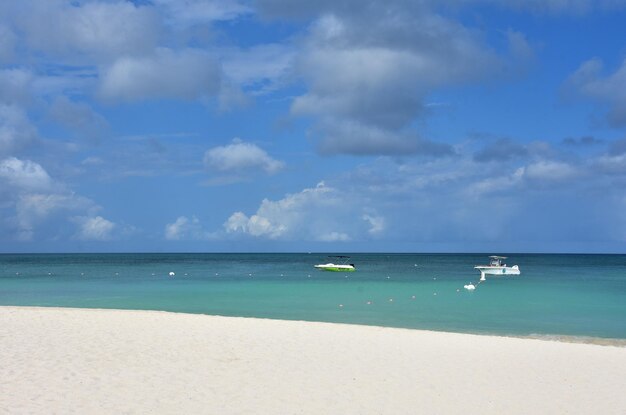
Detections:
[169, 272, 175, 277]
[389, 298, 394, 302]
[411, 295, 416, 299]
[339, 304, 344, 308]
[464, 284, 476, 291]
[366, 301, 372, 305]
[433, 292, 437, 296]
[433, 277, 437, 280]
[386, 276, 390, 279]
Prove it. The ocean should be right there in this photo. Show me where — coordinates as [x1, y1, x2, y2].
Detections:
[1, 253, 625, 340]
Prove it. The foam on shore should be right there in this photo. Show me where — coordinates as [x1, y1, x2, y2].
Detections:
[1, 306, 625, 414]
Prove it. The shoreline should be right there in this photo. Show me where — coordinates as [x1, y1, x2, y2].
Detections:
[2, 305, 626, 414]
[3, 305, 625, 347]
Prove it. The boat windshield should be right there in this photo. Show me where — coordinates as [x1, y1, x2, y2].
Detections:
[328, 255, 350, 264]
[489, 257, 505, 266]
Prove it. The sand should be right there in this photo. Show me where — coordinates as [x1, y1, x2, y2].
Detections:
[1, 306, 625, 414]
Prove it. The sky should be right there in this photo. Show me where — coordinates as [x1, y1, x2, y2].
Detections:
[1, 0, 626, 253]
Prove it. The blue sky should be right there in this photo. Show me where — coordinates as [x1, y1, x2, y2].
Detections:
[1, 0, 626, 253]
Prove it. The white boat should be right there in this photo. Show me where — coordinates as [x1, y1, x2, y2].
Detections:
[474, 256, 520, 281]
[314, 256, 356, 272]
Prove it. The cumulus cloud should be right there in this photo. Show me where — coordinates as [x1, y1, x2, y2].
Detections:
[0, 157, 52, 191]
[0, 69, 35, 106]
[0, 105, 38, 156]
[165, 215, 212, 240]
[525, 160, 580, 182]
[468, 167, 525, 196]
[281, 4, 513, 156]
[594, 153, 626, 175]
[12, 193, 95, 241]
[565, 57, 626, 127]
[362, 213, 385, 234]
[99, 48, 221, 102]
[317, 231, 350, 242]
[223, 182, 380, 241]
[203, 139, 285, 175]
[10, 0, 160, 62]
[0, 157, 100, 241]
[72, 215, 116, 241]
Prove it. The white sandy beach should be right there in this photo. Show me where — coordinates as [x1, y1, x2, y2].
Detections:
[1, 306, 625, 414]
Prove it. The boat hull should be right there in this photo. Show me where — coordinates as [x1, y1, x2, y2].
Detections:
[314, 264, 355, 272]
[475, 265, 520, 281]
[474, 266, 520, 276]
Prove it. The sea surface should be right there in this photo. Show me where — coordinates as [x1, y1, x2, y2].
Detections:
[1, 253, 625, 340]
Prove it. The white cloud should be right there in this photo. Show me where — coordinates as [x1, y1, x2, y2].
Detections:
[594, 153, 626, 175]
[313, 120, 452, 156]
[99, 48, 221, 102]
[165, 216, 200, 240]
[72, 215, 116, 241]
[0, 104, 38, 156]
[165, 215, 209, 240]
[204, 139, 285, 175]
[0, 157, 101, 241]
[0, 69, 36, 106]
[0, 157, 52, 191]
[362, 213, 385, 235]
[13, 193, 95, 241]
[317, 231, 350, 241]
[14, 0, 160, 62]
[468, 167, 525, 196]
[525, 160, 580, 182]
[223, 181, 382, 241]
[284, 6, 507, 155]
[223, 182, 339, 239]
[224, 211, 287, 238]
[565, 57, 626, 127]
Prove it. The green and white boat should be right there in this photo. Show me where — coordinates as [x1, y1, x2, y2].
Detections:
[314, 256, 356, 272]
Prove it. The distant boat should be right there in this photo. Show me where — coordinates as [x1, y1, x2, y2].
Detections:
[474, 256, 520, 281]
[314, 256, 356, 272]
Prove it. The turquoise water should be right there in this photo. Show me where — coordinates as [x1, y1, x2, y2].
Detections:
[1, 253, 625, 339]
